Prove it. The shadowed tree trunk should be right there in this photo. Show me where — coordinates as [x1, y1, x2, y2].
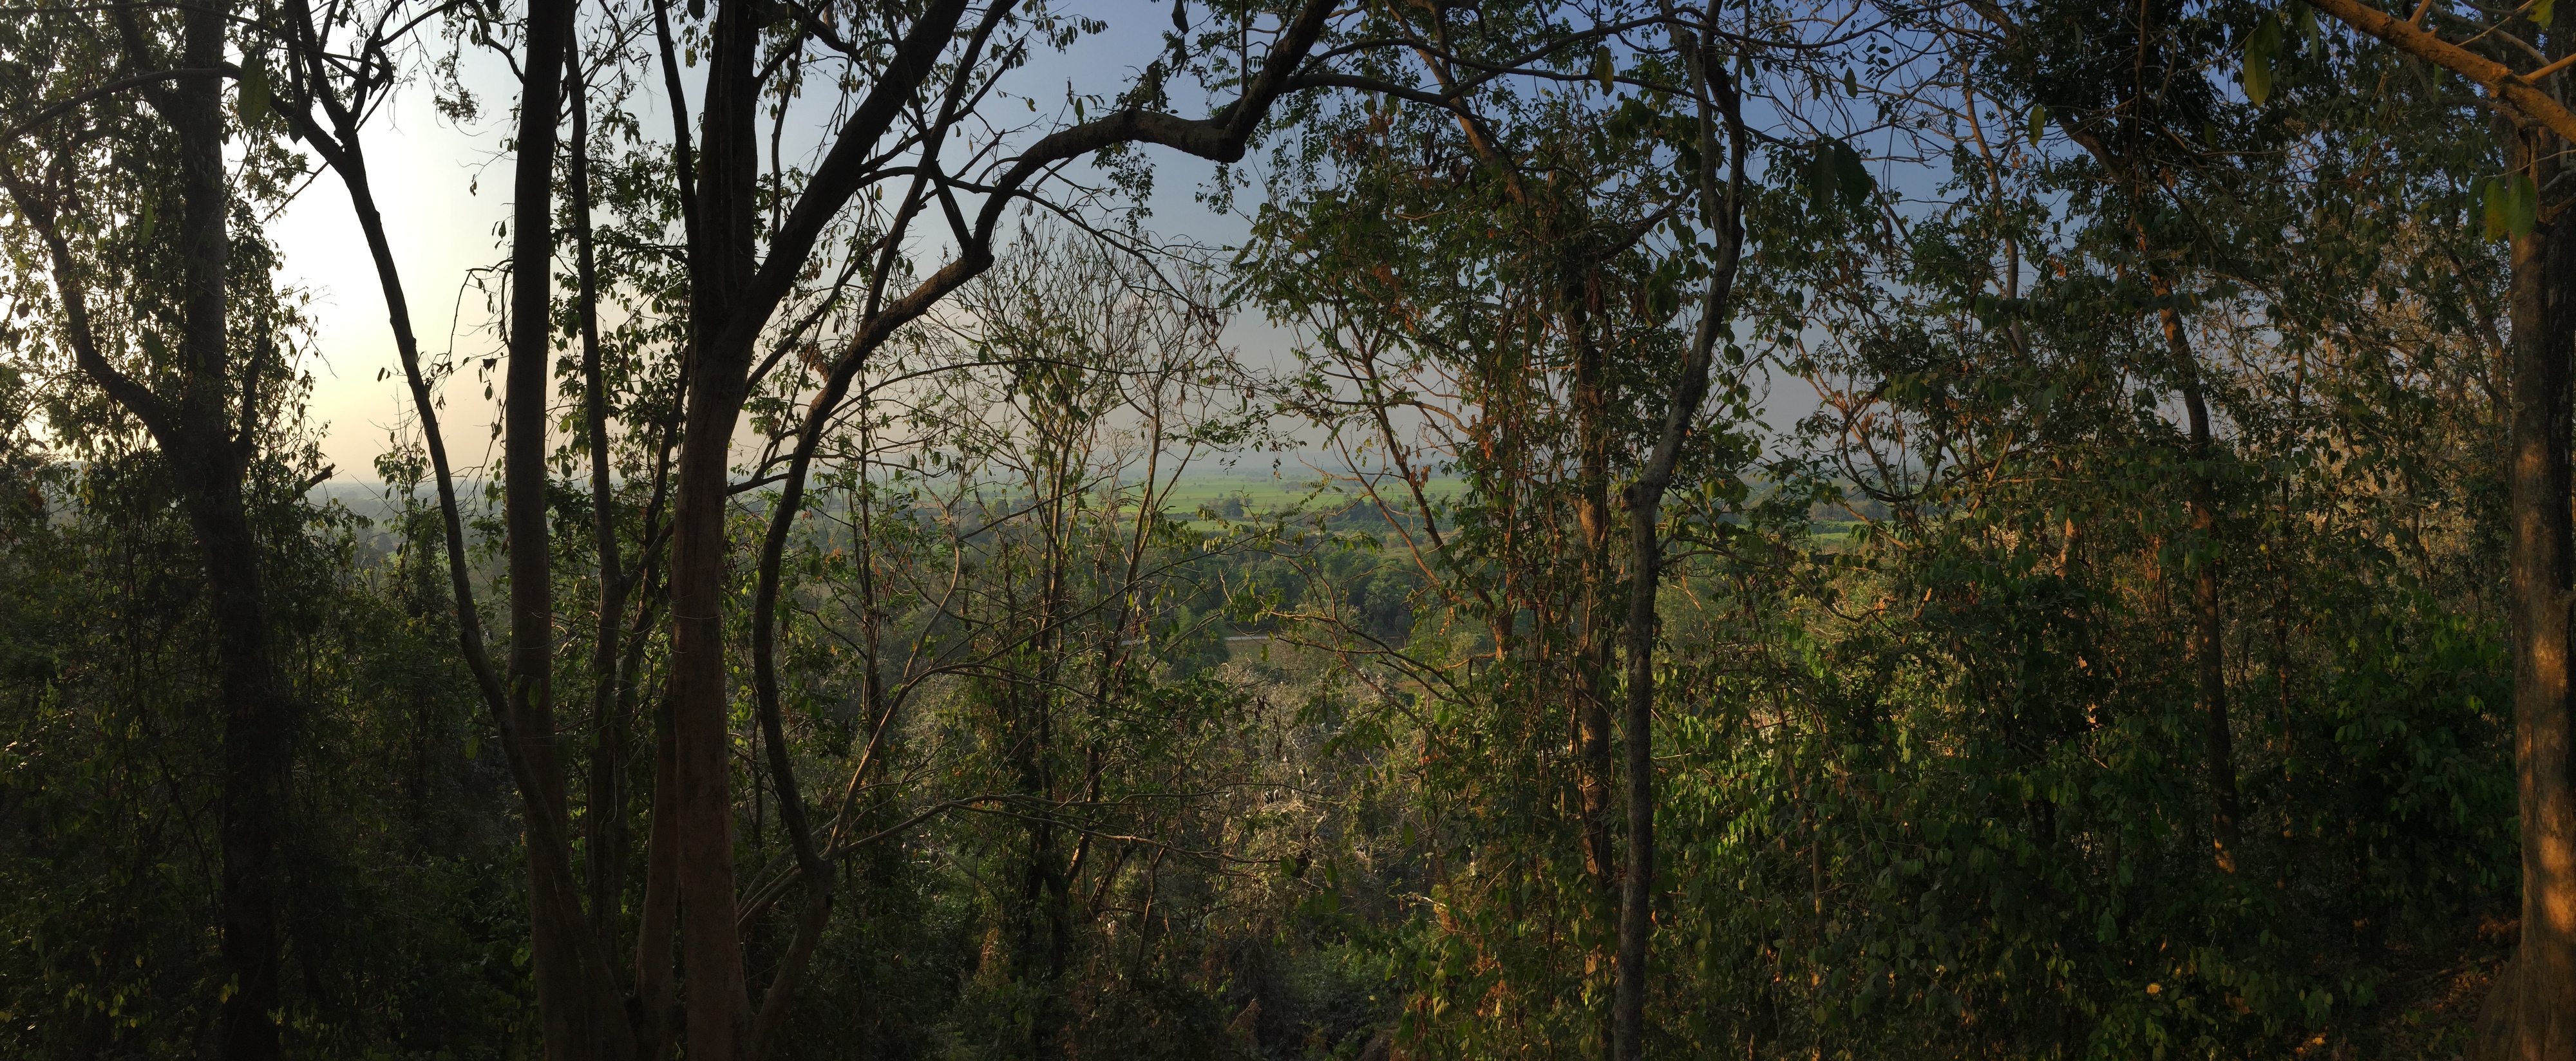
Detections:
[498, 1, 638, 1057]
[2155, 296, 2243, 870]
[1570, 294, 1619, 906]
[1613, 24, 1743, 1058]
[164, 10, 289, 1056]
[567, 24, 634, 970]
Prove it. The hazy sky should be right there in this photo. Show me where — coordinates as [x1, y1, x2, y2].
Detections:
[264, 12, 1808, 481]
[269, 15, 1277, 477]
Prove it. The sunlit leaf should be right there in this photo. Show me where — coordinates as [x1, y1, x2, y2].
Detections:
[2509, 172, 2541, 239]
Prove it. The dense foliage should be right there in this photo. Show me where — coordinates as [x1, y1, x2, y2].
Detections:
[0, 0, 2553, 1056]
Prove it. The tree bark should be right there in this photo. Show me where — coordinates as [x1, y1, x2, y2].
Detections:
[156, 10, 289, 1058]
[500, 1, 626, 1058]
[568, 30, 634, 964]
[2494, 118, 2576, 1061]
[668, 3, 768, 1055]
[1613, 31, 1742, 1059]
[1571, 294, 1620, 905]
[2155, 300, 2242, 870]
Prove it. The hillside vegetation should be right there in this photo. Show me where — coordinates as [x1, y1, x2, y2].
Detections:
[0, 0, 2564, 1057]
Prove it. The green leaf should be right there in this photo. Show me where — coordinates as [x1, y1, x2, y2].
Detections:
[1844, 68, 1859, 98]
[2243, 15, 2282, 106]
[1805, 144, 1838, 211]
[2538, 0, 2557, 26]
[1594, 46, 1615, 92]
[2509, 172, 2541, 239]
[2484, 174, 2541, 240]
[238, 58, 270, 131]
[1804, 139, 1874, 214]
[133, 198, 153, 243]
[2295, 1, 2322, 46]
[2027, 104, 2046, 146]
[687, 0, 703, 19]
[1832, 140, 1873, 211]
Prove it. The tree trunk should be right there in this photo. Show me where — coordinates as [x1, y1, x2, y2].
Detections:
[667, 3, 767, 1055]
[500, 1, 627, 1058]
[2490, 118, 2576, 1061]
[634, 693, 684, 1061]
[164, 6, 284, 1055]
[2155, 301, 2242, 870]
[193, 465, 285, 1061]
[1613, 36, 1742, 1060]
[567, 33, 634, 962]
[1571, 293, 1619, 904]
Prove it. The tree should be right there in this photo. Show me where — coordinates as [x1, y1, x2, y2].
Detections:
[1244, 0, 1874, 1049]
[0, 4, 304, 1054]
[2260, 1, 2576, 1052]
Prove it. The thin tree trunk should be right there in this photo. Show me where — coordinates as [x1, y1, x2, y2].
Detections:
[633, 9, 695, 1052]
[271, 0, 515, 742]
[1571, 294, 1619, 906]
[2155, 301, 2242, 870]
[273, 2, 632, 1054]
[569, 32, 633, 961]
[635, 692, 683, 1061]
[669, 3, 768, 1054]
[1613, 30, 1743, 1059]
[500, 1, 615, 1057]
[1570, 284, 1622, 1061]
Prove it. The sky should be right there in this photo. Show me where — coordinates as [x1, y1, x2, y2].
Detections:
[267, 13, 1282, 478]
[269, 53, 518, 476]
[261, 7, 1814, 482]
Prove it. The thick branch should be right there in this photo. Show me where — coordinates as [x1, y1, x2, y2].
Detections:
[2301, 0, 2576, 142]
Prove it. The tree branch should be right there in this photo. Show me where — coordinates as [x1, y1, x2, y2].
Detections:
[1, 66, 234, 143]
[2301, 0, 2576, 142]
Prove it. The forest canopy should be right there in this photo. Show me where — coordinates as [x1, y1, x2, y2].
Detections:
[0, 0, 2566, 1057]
